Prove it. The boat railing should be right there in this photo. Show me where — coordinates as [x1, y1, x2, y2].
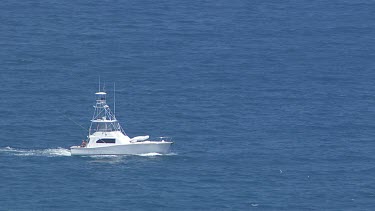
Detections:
[90, 128, 121, 133]
[155, 136, 172, 142]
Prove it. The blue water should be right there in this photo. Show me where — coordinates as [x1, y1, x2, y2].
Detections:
[1, 0, 375, 210]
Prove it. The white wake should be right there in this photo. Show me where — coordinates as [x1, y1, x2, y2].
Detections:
[137, 152, 177, 157]
[0, 146, 71, 157]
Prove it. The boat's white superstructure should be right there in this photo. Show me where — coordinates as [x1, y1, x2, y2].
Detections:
[70, 89, 172, 155]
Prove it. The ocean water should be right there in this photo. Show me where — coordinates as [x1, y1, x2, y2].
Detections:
[1, 0, 375, 210]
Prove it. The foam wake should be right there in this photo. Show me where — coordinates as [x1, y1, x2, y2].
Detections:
[136, 152, 177, 157]
[0, 146, 71, 157]
[86, 152, 177, 158]
[137, 152, 163, 157]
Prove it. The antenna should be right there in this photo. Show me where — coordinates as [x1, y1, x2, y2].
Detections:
[99, 75, 101, 91]
[114, 82, 116, 118]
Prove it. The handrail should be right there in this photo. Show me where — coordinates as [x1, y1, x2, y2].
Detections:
[155, 136, 172, 142]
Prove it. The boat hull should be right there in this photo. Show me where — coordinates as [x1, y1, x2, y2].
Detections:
[70, 142, 173, 155]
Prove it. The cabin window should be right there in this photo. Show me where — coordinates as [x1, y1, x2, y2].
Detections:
[96, 139, 116, 143]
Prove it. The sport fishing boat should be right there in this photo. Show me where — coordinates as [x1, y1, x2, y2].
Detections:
[70, 89, 173, 155]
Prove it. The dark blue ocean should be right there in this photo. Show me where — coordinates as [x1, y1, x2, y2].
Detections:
[1, 0, 375, 210]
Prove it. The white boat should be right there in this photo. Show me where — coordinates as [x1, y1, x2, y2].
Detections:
[70, 89, 173, 155]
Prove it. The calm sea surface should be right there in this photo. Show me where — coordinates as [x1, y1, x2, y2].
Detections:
[1, 0, 375, 210]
